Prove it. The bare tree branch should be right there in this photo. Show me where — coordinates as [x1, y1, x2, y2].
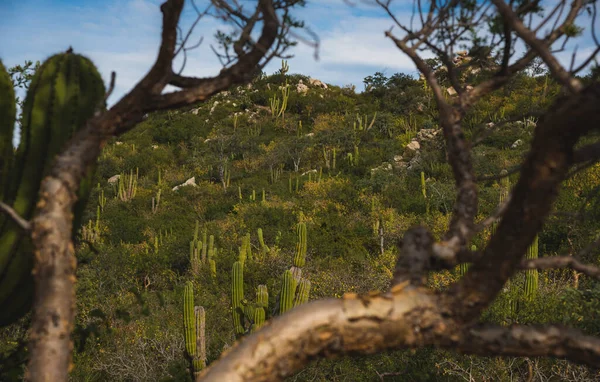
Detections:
[521, 256, 600, 280]
[490, 0, 583, 94]
[0, 201, 31, 232]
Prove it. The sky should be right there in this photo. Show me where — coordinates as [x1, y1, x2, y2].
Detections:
[0, 0, 598, 110]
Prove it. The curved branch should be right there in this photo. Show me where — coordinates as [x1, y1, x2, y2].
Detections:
[0, 201, 31, 232]
[458, 324, 600, 366]
[521, 256, 600, 280]
[198, 289, 445, 381]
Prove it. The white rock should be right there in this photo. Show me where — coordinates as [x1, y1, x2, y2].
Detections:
[406, 140, 421, 151]
[115, 141, 123, 146]
[210, 101, 220, 115]
[190, 108, 200, 115]
[297, 82, 309, 94]
[309, 78, 328, 89]
[511, 139, 524, 149]
[108, 175, 121, 184]
[172, 177, 197, 191]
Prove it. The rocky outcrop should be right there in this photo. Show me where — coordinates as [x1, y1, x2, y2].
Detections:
[309, 78, 328, 89]
[297, 80, 309, 94]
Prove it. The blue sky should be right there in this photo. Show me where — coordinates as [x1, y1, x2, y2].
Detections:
[1, 0, 598, 110]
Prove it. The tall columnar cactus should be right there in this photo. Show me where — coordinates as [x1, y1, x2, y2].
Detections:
[98, 187, 107, 212]
[118, 169, 138, 201]
[183, 282, 206, 378]
[231, 261, 245, 336]
[257, 228, 269, 259]
[420, 171, 429, 214]
[0, 50, 105, 326]
[251, 307, 266, 333]
[190, 221, 201, 275]
[294, 222, 307, 267]
[201, 229, 208, 264]
[524, 235, 539, 299]
[257, 284, 269, 308]
[294, 279, 311, 307]
[492, 169, 510, 236]
[151, 188, 161, 214]
[209, 259, 216, 279]
[459, 245, 474, 277]
[279, 269, 297, 315]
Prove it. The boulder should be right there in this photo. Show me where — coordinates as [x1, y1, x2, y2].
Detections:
[511, 139, 524, 149]
[406, 140, 421, 151]
[309, 78, 328, 89]
[297, 82, 309, 94]
[108, 174, 120, 184]
[172, 177, 197, 191]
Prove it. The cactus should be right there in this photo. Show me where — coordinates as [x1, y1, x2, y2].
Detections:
[238, 185, 242, 201]
[183, 282, 206, 378]
[524, 235, 539, 299]
[251, 307, 266, 332]
[209, 259, 216, 279]
[190, 221, 201, 275]
[201, 229, 208, 264]
[294, 222, 307, 267]
[256, 284, 269, 308]
[262, 188, 266, 203]
[257, 228, 269, 259]
[118, 169, 138, 201]
[0, 50, 105, 326]
[231, 261, 245, 336]
[294, 279, 311, 307]
[152, 188, 161, 214]
[492, 169, 510, 236]
[420, 171, 429, 214]
[98, 187, 106, 212]
[459, 245, 474, 277]
[279, 270, 297, 314]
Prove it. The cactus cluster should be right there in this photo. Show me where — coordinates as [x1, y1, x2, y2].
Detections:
[118, 168, 138, 201]
[183, 282, 206, 378]
[189, 221, 217, 277]
[0, 50, 105, 326]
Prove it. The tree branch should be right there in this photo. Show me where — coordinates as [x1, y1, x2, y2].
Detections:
[446, 83, 600, 324]
[0, 201, 31, 232]
[491, 0, 583, 94]
[520, 256, 600, 280]
[457, 324, 600, 366]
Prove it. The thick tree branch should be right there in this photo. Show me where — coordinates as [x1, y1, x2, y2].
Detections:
[457, 324, 600, 365]
[446, 83, 600, 324]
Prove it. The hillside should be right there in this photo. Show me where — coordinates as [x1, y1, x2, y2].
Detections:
[2, 62, 600, 381]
